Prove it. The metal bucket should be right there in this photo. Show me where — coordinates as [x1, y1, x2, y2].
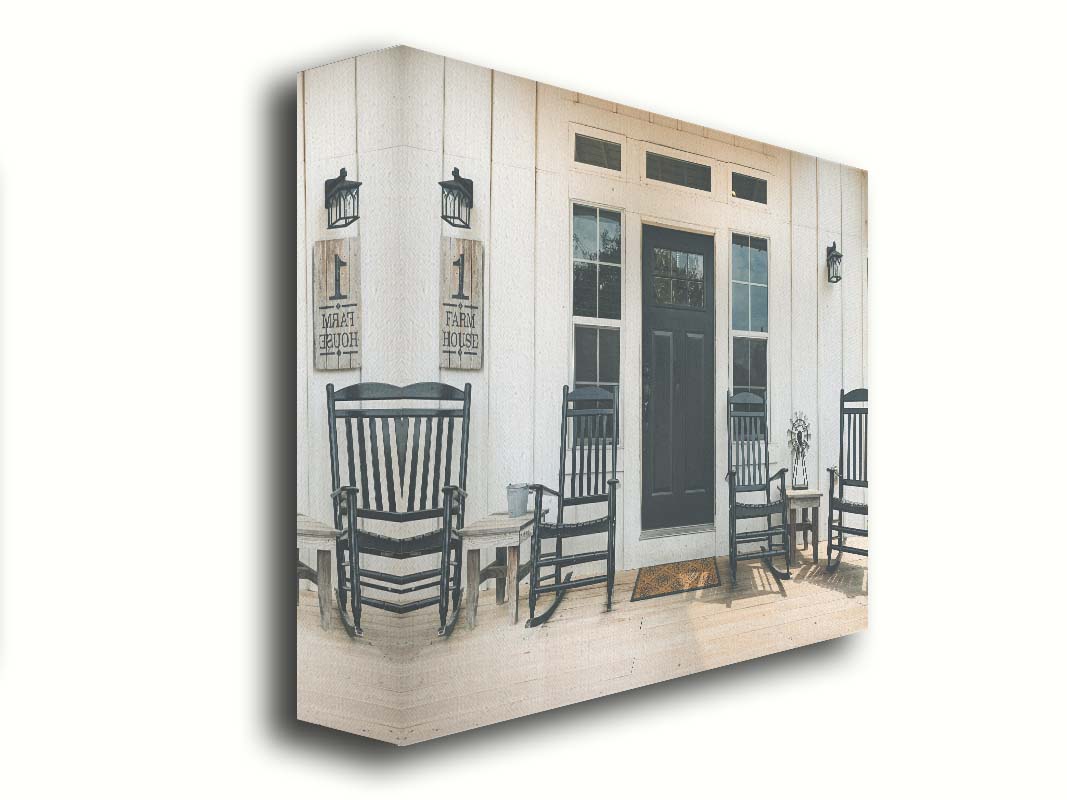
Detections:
[507, 483, 530, 517]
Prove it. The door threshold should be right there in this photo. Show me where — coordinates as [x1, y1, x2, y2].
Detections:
[640, 523, 715, 541]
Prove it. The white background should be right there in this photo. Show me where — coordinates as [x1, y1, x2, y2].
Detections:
[1, 2, 1064, 796]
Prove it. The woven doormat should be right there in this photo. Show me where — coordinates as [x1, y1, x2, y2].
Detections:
[630, 557, 721, 602]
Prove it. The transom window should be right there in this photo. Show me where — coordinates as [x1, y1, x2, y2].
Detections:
[652, 247, 705, 309]
[731, 233, 770, 404]
[572, 204, 621, 319]
[575, 133, 622, 171]
[732, 172, 768, 204]
[646, 152, 711, 192]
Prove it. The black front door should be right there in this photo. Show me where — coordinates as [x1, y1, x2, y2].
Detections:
[641, 225, 715, 530]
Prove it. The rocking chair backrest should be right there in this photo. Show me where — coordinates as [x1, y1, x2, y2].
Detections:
[727, 391, 770, 491]
[556, 385, 618, 509]
[838, 388, 868, 487]
[326, 381, 472, 526]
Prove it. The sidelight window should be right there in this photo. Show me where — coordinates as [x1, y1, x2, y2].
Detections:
[731, 233, 769, 403]
[572, 204, 622, 319]
[572, 202, 622, 441]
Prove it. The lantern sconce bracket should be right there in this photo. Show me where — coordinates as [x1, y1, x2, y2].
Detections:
[826, 241, 843, 284]
[438, 167, 474, 228]
[325, 168, 361, 229]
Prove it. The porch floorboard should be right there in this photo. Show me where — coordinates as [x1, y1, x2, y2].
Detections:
[296, 548, 867, 745]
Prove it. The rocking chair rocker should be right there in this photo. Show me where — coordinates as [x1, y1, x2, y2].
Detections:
[327, 381, 471, 638]
[527, 385, 619, 627]
[826, 388, 868, 571]
[725, 391, 790, 584]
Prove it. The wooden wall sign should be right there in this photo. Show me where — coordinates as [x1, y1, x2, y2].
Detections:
[313, 238, 361, 370]
[439, 237, 483, 370]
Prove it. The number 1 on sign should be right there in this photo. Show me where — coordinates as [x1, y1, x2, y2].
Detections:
[329, 254, 348, 301]
[451, 253, 469, 300]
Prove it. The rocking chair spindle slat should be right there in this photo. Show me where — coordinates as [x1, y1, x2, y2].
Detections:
[382, 417, 397, 513]
[579, 414, 587, 496]
[367, 418, 382, 511]
[570, 416, 577, 497]
[407, 417, 421, 512]
[432, 417, 444, 506]
[356, 417, 370, 508]
[344, 418, 357, 491]
[444, 417, 454, 488]
[420, 414, 433, 511]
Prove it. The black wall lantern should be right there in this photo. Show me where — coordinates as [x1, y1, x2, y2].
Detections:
[827, 241, 843, 284]
[325, 168, 361, 229]
[439, 167, 474, 228]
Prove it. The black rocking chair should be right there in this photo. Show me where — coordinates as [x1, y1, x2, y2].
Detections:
[327, 381, 471, 638]
[826, 388, 868, 571]
[527, 385, 619, 627]
[725, 391, 790, 584]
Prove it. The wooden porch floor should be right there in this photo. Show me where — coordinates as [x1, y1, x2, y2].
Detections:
[296, 545, 867, 745]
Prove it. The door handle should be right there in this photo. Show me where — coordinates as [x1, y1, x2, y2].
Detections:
[642, 365, 651, 422]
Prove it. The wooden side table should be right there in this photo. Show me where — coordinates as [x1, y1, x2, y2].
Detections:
[297, 513, 341, 630]
[785, 488, 821, 564]
[456, 511, 542, 629]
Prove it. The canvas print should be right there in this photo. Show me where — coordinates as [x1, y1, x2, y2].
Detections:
[296, 45, 868, 744]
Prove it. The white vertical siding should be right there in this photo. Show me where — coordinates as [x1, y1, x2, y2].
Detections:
[296, 47, 869, 572]
[296, 70, 309, 516]
[790, 153, 821, 487]
[302, 56, 356, 531]
[441, 58, 493, 528]
[816, 158, 844, 493]
[487, 73, 537, 514]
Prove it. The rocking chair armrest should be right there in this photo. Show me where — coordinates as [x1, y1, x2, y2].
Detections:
[330, 486, 359, 536]
[724, 467, 737, 484]
[442, 485, 468, 508]
[528, 483, 560, 498]
[770, 467, 788, 483]
[330, 485, 359, 501]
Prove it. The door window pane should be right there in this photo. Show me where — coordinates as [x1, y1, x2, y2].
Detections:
[651, 246, 706, 309]
[654, 276, 671, 304]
